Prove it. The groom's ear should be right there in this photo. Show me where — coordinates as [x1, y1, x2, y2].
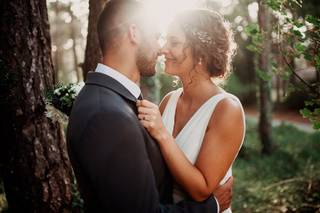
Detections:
[128, 24, 140, 45]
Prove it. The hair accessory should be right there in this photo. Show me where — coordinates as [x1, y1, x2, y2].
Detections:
[184, 26, 214, 45]
[192, 30, 214, 45]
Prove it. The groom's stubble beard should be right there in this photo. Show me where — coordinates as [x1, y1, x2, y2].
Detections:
[136, 43, 157, 77]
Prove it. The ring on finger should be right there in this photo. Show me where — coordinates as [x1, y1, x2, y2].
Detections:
[144, 114, 151, 121]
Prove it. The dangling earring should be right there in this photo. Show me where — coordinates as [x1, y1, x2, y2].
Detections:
[198, 58, 202, 65]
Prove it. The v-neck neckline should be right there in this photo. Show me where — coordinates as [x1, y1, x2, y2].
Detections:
[171, 88, 225, 139]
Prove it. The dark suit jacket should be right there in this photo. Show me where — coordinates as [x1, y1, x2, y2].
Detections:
[67, 71, 218, 213]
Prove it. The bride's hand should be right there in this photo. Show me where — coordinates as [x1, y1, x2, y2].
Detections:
[137, 99, 169, 142]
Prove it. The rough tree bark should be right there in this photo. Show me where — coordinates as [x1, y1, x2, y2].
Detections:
[0, 0, 73, 212]
[258, 1, 273, 155]
[82, 0, 106, 80]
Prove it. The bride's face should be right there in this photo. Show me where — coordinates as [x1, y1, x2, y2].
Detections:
[161, 22, 194, 76]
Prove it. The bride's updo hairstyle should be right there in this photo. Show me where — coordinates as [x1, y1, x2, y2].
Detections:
[175, 9, 236, 79]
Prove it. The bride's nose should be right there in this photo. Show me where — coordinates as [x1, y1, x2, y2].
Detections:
[160, 44, 169, 55]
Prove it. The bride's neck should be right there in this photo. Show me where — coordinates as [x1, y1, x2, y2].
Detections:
[180, 76, 219, 103]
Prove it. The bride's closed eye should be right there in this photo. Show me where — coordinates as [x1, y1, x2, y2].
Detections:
[170, 42, 181, 47]
[167, 39, 184, 48]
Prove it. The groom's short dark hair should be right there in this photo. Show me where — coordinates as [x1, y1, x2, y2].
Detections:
[97, 0, 143, 54]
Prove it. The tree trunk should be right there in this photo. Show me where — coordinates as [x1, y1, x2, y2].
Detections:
[53, 47, 61, 83]
[276, 75, 281, 105]
[258, 1, 273, 155]
[0, 0, 73, 212]
[316, 67, 320, 83]
[71, 28, 81, 82]
[67, 3, 82, 83]
[82, 0, 106, 80]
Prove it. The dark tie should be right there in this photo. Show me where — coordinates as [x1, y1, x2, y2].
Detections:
[137, 93, 143, 100]
[132, 94, 143, 115]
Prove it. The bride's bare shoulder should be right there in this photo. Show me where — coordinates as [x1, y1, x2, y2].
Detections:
[208, 96, 244, 132]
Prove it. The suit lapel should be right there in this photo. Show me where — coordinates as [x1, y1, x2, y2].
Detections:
[85, 71, 138, 103]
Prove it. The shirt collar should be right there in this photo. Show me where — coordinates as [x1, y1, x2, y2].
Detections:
[95, 63, 141, 99]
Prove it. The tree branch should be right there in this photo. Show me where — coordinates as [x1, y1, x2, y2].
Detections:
[277, 27, 320, 97]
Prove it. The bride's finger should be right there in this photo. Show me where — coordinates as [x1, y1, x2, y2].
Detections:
[139, 114, 155, 121]
[138, 106, 154, 115]
[140, 99, 157, 108]
[139, 119, 148, 127]
[139, 120, 152, 128]
[137, 114, 144, 120]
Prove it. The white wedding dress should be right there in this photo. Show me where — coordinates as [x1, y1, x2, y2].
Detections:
[162, 88, 245, 213]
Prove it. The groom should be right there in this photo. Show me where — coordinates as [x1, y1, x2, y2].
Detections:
[67, 0, 232, 212]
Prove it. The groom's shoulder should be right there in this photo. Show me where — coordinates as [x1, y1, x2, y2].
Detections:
[78, 83, 126, 105]
[81, 84, 136, 117]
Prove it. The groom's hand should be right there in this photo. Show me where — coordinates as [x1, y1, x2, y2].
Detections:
[213, 176, 234, 212]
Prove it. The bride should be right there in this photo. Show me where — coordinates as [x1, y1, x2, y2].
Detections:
[137, 9, 245, 213]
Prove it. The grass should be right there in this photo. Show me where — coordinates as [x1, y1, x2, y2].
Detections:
[0, 120, 319, 212]
[232, 119, 320, 212]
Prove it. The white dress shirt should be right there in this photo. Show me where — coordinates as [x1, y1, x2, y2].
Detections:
[95, 63, 141, 99]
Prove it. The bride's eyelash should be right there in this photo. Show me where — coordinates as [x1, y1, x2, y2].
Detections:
[168, 40, 182, 47]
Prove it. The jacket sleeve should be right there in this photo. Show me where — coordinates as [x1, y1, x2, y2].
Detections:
[75, 111, 218, 213]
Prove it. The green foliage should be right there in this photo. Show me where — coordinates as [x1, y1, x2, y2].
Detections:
[233, 121, 320, 212]
[265, 0, 303, 13]
[45, 82, 84, 116]
[71, 177, 84, 212]
[266, 0, 282, 11]
[256, 68, 273, 82]
[274, 8, 320, 129]
[243, 0, 320, 129]
[300, 99, 320, 129]
[293, 42, 306, 55]
[222, 73, 256, 99]
[244, 22, 275, 85]
[315, 54, 320, 71]
[158, 73, 181, 101]
[244, 23, 263, 54]
[141, 75, 161, 103]
[306, 15, 320, 25]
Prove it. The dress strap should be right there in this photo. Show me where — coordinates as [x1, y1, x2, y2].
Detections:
[161, 88, 183, 134]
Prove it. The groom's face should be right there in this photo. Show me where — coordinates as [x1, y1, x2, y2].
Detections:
[136, 24, 161, 77]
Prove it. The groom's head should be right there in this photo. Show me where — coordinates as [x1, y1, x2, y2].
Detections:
[97, 0, 161, 77]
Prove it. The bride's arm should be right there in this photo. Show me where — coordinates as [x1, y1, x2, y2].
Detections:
[137, 98, 244, 202]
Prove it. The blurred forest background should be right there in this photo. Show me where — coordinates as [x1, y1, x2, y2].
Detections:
[0, 0, 319, 212]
